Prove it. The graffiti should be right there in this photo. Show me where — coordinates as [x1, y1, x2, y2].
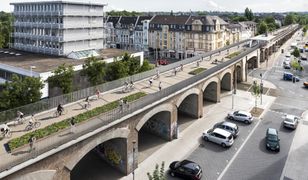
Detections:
[105, 147, 122, 166]
[171, 122, 178, 139]
[144, 119, 169, 136]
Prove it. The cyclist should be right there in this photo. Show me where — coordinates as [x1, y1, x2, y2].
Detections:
[1, 123, 10, 137]
[129, 81, 134, 90]
[57, 104, 64, 116]
[28, 114, 36, 127]
[17, 111, 24, 119]
[85, 96, 90, 109]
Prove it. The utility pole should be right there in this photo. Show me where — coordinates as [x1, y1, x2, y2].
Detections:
[260, 73, 263, 105]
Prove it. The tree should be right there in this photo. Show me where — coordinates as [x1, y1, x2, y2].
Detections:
[122, 53, 140, 75]
[244, 7, 253, 21]
[291, 47, 300, 58]
[285, 14, 295, 25]
[303, 26, 307, 34]
[105, 58, 129, 81]
[258, 21, 268, 34]
[147, 161, 165, 180]
[0, 75, 44, 110]
[0, 12, 13, 48]
[48, 64, 74, 94]
[251, 80, 261, 112]
[82, 56, 106, 85]
[226, 40, 230, 46]
[139, 60, 153, 73]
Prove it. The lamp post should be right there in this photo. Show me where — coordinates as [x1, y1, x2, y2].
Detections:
[260, 73, 263, 105]
[30, 66, 36, 77]
[132, 140, 136, 180]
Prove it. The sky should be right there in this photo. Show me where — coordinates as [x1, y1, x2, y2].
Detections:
[1, 0, 308, 13]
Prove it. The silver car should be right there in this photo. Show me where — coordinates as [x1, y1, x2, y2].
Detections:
[283, 114, 299, 129]
[202, 128, 234, 148]
[227, 110, 253, 124]
[214, 121, 239, 138]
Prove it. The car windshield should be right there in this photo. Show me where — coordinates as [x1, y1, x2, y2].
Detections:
[267, 134, 278, 141]
[285, 118, 294, 123]
[174, 162, 181, 168]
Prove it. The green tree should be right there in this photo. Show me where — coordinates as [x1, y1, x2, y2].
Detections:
[285, 14, 295, 25]
[139, 60, 153, 73]
[82, 56, 106, 85]
[0, 75, 44, 110]
[147, 161, 165, 180]
[48, 64, 74, 94]
[251, 80, 261, 112]
[291, 47, 300, 58]
[105, 59, 129, 81]
[244, 7, 253, 21]
[0, 12, 13, 48]
[303, 26, 307, 34]
[122, 53, 140, 75]
[258, 21, 268, 34]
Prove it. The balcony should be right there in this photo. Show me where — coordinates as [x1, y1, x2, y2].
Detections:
[14, 22, 63, 29]
[13, 33, 63, 42]
[13, 43, 63, 56]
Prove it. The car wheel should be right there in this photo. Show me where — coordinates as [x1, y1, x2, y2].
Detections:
[244, 120, 249, 124]
[203, 136, 209, 141]
[170, 172, 175, 177]
[221, 143, 226, 148]
[277, 148, 280, 152]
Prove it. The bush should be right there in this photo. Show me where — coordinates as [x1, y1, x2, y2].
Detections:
[8, 92, 146, 151]
[226, 51, 241, 59]
[188, 68, 207, 75]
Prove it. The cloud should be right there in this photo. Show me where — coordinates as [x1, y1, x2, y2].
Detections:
[202, 0, 225, 10]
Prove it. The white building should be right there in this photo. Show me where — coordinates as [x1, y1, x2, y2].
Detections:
[10, 1, 106, 56]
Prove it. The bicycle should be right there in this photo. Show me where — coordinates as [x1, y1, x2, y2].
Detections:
[25, 121, 41, 131]
[1, 129, 12, 138]
[53, 108, 67, 118]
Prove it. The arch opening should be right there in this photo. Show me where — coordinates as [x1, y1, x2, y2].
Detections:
[177, 94, 199, 132]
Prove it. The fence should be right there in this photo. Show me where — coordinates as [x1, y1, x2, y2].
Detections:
[0, 44, 261, 175]
[0, 39, 250, 123]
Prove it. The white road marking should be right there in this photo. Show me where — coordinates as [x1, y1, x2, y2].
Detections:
[217, 118, 262, 180]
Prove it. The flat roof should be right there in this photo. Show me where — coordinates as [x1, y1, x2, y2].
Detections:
[250, 34, 275, 42]
[10, 1, 106, 7]
[0, 48, 134, 73]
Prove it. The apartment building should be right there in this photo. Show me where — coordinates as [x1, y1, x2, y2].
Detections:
[239, 21, 257, 40]
[148, 15, 230, 59]
[227, 24, 241, 44]
[10, 1, 106, 56]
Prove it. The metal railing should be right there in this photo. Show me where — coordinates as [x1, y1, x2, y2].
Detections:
[0, 39, 249, 123]
[0, 44, 261, 175]
[0, 26, 298, 175]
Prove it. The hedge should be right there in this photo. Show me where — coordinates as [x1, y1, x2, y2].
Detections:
[188, 68, 207, 75]
[225, 51, 241, 59]
[7, 92, 146, 151]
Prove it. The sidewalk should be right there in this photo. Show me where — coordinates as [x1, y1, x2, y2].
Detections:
[280, 110, 308, 180]
[121, 89, 276, 180]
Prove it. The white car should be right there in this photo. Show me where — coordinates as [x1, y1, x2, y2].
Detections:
[227, 110, 253, 124]
[202, 128, 234, 148]
[283, 114, 299, 129]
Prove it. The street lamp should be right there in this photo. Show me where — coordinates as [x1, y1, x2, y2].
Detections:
[132, 140, 136, 180]
[260, 73, 263, 105]
[30, 66, 36, 77]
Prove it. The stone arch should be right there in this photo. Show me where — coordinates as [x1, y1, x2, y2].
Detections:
[219, 68, 232, 81]
[65, 127, 130, 171]
[247, 56, 258, 69]
[175, 88, 200, 107]
[176, 88, 201, 118]
[136, 103, 174, 131]
[234, 65, 242, 83]
[202, 76, 219, 92]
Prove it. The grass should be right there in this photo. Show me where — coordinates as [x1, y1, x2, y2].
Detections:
[225, 51, 241, 59]
[188, 68, 207, 75]
[7, 92, 146, 151]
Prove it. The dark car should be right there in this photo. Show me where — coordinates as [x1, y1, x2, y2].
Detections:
[157, 59, 168, 65]
[283, 72, 300, 81]
[169, 160, 202, 180]
[266, 128, 280, 152]
[301, 56, 307, 61]
[214, 121, 239, 138]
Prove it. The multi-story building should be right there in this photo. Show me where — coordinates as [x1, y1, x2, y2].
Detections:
[105, 16, 121, 48]
[134, 16, 152, 52]
[10, 1, 106, 56]
[148, 15, 229, 59]
[239, 21, 258, 40]
[115, 16, 138, 50]
[227, 24, 242, 44]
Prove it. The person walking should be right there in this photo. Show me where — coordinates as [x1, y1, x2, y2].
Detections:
[156, 69, 160, 79]
[28, 135, 36, 152]
[159, 81, 162, 91]
[149, 78, 153, 87]
[123, 99, 129, 108]
[119, 99, 124, 112]
[95, 89, 101, 99]
[69, 117, 76, 134]
[174, 68, 177, 76]
[180, 64, 183, 71]
[85, 96, 90, 110]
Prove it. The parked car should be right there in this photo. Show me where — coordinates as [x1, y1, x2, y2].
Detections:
[227, 110, 253, 124]
[283, 72, 300, 81]
[157, 59, 168, 65]
[283, 61, 291, 69]
[202, 128, 234, 147]
[214, 121, 239, 138]
[266, 128, 280, 152]
[304, 81, 308, 88]
[283, 114, 299, 129]
[301, 55, 307, 61]
[169, 160, 202, 180]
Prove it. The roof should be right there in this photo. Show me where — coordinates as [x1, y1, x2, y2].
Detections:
[227, 23, 242, 29]
[267, 128, 278, 135]
[10, 1, 106, 7]
[107, 16, 121, 26]
[150, 15, 190, 25]
[187, 16, 228, 26]
[214, 128, 231, 137]
[241, 21, 257, 26]
[136, 16, 152, 26]
[238, 111, 251, 116]
[119, 16, 139, 27]
[220, 121, 237, 128]
[0, 48, 133, 73]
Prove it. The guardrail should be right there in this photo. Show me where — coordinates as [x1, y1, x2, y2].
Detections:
[0, 43, 261, 175]
[0, 39, 250, 123]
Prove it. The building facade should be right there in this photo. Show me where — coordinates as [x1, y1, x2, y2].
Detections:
[148, 15, 230, 59]
[11, 1, 106, 56]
